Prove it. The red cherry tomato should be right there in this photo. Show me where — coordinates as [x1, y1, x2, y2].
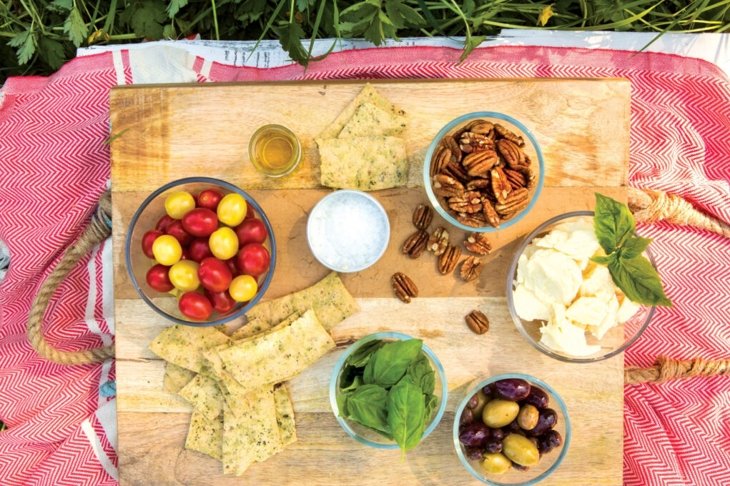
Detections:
[198, 257, 233, 293]
[179, 292, 213, 320]
[225, 258, 240, 277]
[236, 243, 271, 278]
[245, 207, 257, 219]
[234, 218, 268, 246]
[205, 289, 237, 314]
[197, 189, 224, 211]
[188, 238, 213, 262]
[166, 220, 192, 246]
[182, 208, 218, 238]
[156, 214, 176, 232]
[142, 230, 163, 259]
[181, 246, 191, 260]
[146, 264, 174, 292]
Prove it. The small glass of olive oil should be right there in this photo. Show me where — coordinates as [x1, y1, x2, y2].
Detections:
[248, 124, 302, 178]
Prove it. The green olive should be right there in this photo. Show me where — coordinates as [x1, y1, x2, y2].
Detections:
[503, 433, 540, 467]
[472, 390, 489, 417]
[517, 404, 539, 430]
[482, 399, 520, 428]
[481, 453, 512, 475]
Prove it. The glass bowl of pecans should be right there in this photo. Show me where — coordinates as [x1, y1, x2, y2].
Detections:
[423, 112, 545, 233]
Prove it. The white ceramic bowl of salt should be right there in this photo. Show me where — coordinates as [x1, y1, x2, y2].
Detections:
[307, 190, 390, 273]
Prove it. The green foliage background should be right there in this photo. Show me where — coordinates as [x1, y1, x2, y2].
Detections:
[1, 1, 729, 82]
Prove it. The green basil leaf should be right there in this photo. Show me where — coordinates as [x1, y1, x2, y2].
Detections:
[594, 193, 635, 254]
[340, 375, 363, 393]
[363, 339, 423, 387]
[336, 390, 351, 417]
[346, 340, 385, 368]
[424, 393, 438, 422]
[405, 352, 435, 395]
[590, 253, 617, 265]
[620, 235, 652, 260]
[345, 384, 390, 435]
[338, 363, 361, 390]
[387, 380, 426, 452]
[608, 255, 672, 307]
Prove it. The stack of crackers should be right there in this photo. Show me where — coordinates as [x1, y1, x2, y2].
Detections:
[316, 84, 409, 191]
[149, 273, 359, 475]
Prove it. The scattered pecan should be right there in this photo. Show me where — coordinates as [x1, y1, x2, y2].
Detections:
[482, 199, 501, 227]
[392, 272, 418, 303]
[412, 204, 433, 230]
[402, 230, 429, 259]
[448, 191, 482, 214]
[463, 150, 499, 178]
[490, 167, 511, 204]
[428, 227, 449, 256]
[494, 123, 525, 146]
[465, 310, 489, 335]
[438, 245, 462, 275]
[460, 256, 483, 282]
[464, 233, 492, 255]
[495, 188, 529, 216]
[432, 174, 464, 198]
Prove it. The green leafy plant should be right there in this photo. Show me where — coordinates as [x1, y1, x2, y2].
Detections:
[591, 193, 672, 307]
[2, 1, 729, 83]
[337, 338, 437, 452]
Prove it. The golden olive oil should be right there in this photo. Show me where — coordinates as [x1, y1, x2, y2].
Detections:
[249, 125, 301, 177]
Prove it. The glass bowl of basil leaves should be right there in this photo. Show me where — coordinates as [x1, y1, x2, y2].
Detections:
[329, 332, 448, 451]
[506, 201, 664, 363]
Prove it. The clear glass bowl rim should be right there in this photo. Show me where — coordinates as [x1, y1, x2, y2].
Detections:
[505, 210, 656, 363]
[328, 331, 448, 449]
[124, 176, 277, 327]
[306, 190, 391, 273]
[452, 373, 572, 486]
[422, 111, 545, 233]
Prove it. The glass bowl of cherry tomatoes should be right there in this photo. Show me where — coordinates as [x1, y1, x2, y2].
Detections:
[124, 177, 276, 326]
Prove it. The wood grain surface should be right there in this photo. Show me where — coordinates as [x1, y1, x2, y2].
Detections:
[110, 79, 630, 485]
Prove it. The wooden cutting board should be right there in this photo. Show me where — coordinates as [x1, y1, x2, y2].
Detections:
[110, 79, 630, 485]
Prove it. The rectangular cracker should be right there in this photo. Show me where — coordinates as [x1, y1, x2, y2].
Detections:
[273, 384, 297, 447]
[149, 325, 231, 372]
[178, 374, 224, 421]
[163, 362, 196, 394]
[245, 272, 358, 333]
[217, 309, 335, 391]
[185, 409, 223, 461]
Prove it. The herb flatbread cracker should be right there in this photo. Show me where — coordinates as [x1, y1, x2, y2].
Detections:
[185, 409, 223, 461]
[222, 387, 281, 476]
[178, 374, 224, 421]
[273, 384, 297, 447]
[320, 84, 405, 139]
[163, 362, 196, 394]
[338, 102, 406, 139]
[149, 325, 231, 372]
[218, 309, 335, 390]
[246, 272, 358, 332]
[317, 136, 408, 191]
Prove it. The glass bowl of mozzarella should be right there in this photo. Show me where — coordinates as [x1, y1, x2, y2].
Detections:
[506, 211, 655, 362]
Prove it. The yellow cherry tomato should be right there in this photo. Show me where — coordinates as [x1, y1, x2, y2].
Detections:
[229, 275, 258, 302]
[152, 234, 182, 265]
[168, 260, 200, 292]
[217, 193, 247, 226]
[165, 191, 196, 219]
[209, 227, 239, 260]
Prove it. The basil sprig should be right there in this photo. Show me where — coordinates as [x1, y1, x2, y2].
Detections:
[337, 338, 437, 452]
[591, 193, 672, 307]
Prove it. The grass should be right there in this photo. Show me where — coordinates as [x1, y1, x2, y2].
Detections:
[1, 0, 728, 83]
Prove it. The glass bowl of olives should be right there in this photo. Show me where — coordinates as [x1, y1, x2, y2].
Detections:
[453, 374, 571, 485]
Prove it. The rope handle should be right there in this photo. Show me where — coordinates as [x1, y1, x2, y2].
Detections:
[625, 356, 730, 384]
[27, 191, 115, 365]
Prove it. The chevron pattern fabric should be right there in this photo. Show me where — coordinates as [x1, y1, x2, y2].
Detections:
[0, 45, 727, 485]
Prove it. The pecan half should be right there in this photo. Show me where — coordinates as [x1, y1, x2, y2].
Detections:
[457, 212, 487, 228]
[466, 178, 490, 191]
[497, 139, 528, 170]
[460, 256, 483, 282]
[459, 132, 494, 153]
[443, 135, 462, 163]
[504, 168, 527, 189]
[402, 230, 429, 259]
[494, 123, 525, 146]
[438, 245, 462, 275]
[494, 188, 529, 216]
[482, 199, 501, 227]
[392, 272, 418, 303]
[464, 120, 494, 135]
[465, 310, 489, 335]
[442, 161, 470, 183]
[464, 233, 491, 255]
[430, 145, 452, 177]
[428, 227, 449, 256]
[463, 150, 499, 178]
[412, 204, 433, 230]
[490, 167, 511, 204]
[448, 191, 482, 214]
[432, 174, 464, 198]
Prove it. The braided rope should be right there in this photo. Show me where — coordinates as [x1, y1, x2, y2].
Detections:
[26, 191, 114, 365]
[625, 356, 730, 384]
